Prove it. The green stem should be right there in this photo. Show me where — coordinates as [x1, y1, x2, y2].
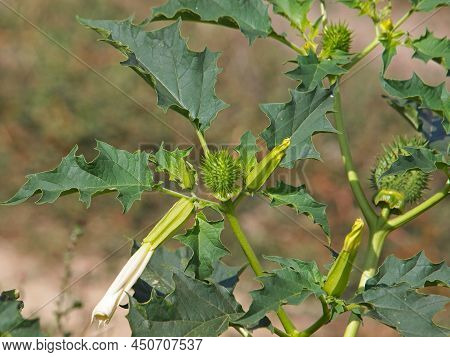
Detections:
[393, 9, 413, 31]
[231, 324, 253, 337]
[343, 227, 389, 337]
[387, 180, 449, 230]
[334, 87, 377, 229]
[196, 129, 210, 157]
[273, 327, 290, 337]
[269, 32, 306, 55]
[159, 187, 221, 210]
[345, 9, 413, 70]
[224, 206, 298, 335]
[295, 296, 331, 337]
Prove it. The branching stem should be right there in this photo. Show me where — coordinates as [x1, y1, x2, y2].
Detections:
[295, 296, 331, 337]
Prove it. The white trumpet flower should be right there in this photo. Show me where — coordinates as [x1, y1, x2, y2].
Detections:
[91, 242, 154, 326]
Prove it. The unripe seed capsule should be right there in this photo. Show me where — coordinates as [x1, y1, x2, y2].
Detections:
[143, 197, 195, 248]
[323, 218, 364, 298]
[246, 138, 291, 192]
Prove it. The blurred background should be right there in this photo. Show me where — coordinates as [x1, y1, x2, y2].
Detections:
[0, 0, 448, 336]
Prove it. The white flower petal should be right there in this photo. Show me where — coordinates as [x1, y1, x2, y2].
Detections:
[92, 243, 154, 325]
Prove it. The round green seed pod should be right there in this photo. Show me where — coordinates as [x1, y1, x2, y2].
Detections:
[201, 150, 241, 201]
[371, 136, 429, 212]
[321, 22, 353, 58]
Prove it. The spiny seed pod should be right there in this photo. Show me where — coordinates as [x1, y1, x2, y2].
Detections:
[321, 22, 353, 58]
[246, 138, 291, 192]
[201, 150, 241, 201]
[323, 218, 364, 298]
[371, 136, 429, 212]
[143, 197, 195, 248]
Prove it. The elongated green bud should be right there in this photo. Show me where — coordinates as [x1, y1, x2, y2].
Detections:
[143, 197, 195, 248]
[179, 161, 196, 190]
[246, 138, 291, 192]
[323, 218, 364, 297]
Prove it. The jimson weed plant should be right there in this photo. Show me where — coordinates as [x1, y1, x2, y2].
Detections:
[1, 0, 449, 337]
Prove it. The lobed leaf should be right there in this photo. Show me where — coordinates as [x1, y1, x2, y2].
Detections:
[263, 181, 330, 236]
[366, 251, 450, 289]
[384, 96, 449, 155]
[236, 256, 323, 326]
[175, 214, 229, 281]
[260, 86, 337, 168]
[2, 141, 153, 212]
[270, 0, 314, 29]
[381, 146, 448, 177]
[154, 144, 197, 189]
[0, 290, 42, 337]
[78, 18, 228, 131]
[128, 270, 243, 336]
[132, 244, 193, 300]
[151, 0, 272, 44]
[408, 0, 450, 12]
[358, 283, 449, 336]
[381, 73, 450, 132]
[410, 29, 450, 73]
[286, 52, 349, 90]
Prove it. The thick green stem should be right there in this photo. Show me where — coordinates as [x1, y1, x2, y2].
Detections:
[295, 296, 331, 337]
[224, 207, 298, 335]
[334, 87, 377, 229]
[196, 129, 210, 157]
[387, 180, 449, 230]
[343, 227, 389, 337]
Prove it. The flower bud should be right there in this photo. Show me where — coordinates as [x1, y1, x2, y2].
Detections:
[246, 138, 290, 192]
[92, 197, 194, 325]
[323, 218, 364, 297]
[143, 197, 195, 247]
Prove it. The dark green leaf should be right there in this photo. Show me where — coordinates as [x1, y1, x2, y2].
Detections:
[132, 244, 193, 302]
[270, 0, 314, 29]
[263, 181, 330, 236]
[381, 146, 448, 177]
[236, 256, 323, 326]
[154, 144, 197, 189]
[367, 252, 450, 289]
[235, 131, 259, 178]
[175, 214, 229, 281]
[381, 73, 450, 132]
[410, 29, 450, 72]
[408, 0, 450, 12]
[0, 290, 43, 337]
[208, 262, 246, 292]
[359, 283, 449, 336]
[2, 141, 153, 212]
[128, 270, 243, 336]
[78, 18, 228, 131]
[260, 86, 337, 168]
[380, 37, 398, 74]
[286, 52, 349, 90]
[384, 96, 449, 154]
[151, 0, 272, 43]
